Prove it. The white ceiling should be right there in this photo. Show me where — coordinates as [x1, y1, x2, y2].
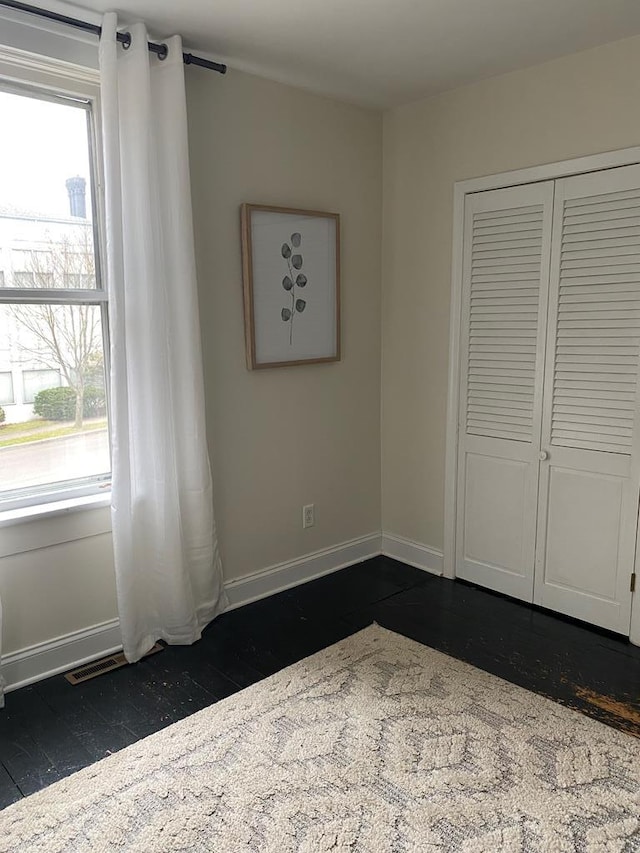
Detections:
[42, 0, 640, 107]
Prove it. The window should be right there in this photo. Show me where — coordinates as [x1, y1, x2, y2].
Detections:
[22, 368, 61, 404]
[0, 82, 110, 510]
[13, 271, 55, 287]
[63, 273, 96, 289]
[0, 372, 14, 406]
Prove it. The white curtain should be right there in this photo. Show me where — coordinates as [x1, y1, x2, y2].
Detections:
[99, 14, 227, 662]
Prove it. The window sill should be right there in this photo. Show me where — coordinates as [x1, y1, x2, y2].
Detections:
[0, 492, 111, 529]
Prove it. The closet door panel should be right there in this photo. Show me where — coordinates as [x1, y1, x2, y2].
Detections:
[460, 444, 535, 598]
[456, 182, 554, 600]
[535, 165, 640, 633]
[541, 459, 628, 601]
[537, 459, 636, 632]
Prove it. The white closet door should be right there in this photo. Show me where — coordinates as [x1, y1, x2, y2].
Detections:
[456, 182, 554, 600]
[534, 165, 640, 633]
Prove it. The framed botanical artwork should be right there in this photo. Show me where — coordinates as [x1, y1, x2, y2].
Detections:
[240, 203, 341, 369]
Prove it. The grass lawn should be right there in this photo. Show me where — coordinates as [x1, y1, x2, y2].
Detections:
[0, 419, 107, 449]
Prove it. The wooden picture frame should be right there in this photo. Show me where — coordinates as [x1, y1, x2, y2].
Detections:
[240, 203, 341, 369]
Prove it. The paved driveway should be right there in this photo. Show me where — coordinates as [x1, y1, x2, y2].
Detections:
[0, 429, 110, 492]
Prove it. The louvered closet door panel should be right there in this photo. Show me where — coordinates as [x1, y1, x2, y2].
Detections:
[465, 203, 546, 441]
[535, 165, 640, 634]
[456, 183, 554, 601]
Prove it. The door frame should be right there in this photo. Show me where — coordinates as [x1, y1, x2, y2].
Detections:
[444, 145, 640, 645]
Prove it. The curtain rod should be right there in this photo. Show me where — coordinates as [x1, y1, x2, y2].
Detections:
[0, 0, 227, 74]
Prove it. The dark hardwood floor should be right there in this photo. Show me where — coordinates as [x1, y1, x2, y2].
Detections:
[1, 555, 639, 809]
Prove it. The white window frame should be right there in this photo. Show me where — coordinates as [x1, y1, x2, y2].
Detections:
[0, 52, 111, 517]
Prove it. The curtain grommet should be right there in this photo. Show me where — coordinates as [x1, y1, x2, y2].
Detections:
[157, 43, 168, 60]
[120, 31, 132, 50]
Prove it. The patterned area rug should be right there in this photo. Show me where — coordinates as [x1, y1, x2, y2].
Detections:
[1, 625, 639, 852]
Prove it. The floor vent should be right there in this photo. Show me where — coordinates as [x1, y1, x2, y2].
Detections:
[64, 643, 163, 685]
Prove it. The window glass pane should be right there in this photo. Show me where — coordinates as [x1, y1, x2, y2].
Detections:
[0, 303, 109, 495]
[0, 85, 108, 507]
[0, 372, 14, 406]
[0, 90, 97, 290]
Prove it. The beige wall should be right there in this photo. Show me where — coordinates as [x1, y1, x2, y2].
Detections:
[188, 69, 382, 581]
[0, 523, 116, 653]
[381, 34, 640, 551]
[0, 66, 382, 656]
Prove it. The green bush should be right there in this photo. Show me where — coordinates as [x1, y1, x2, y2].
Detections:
[33, 385, 107, 421]
[0, 406, 5, 425]
[33, 386, 76, 421]
[82, 386, 107, 418]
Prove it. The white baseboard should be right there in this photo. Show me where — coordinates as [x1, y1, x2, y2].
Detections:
[224, 533, 382, 610]
[2, 618, 122, 694]
[2, 530, 446, 693]
[381, 532, 443, 576]
[1, 533, 382, 692]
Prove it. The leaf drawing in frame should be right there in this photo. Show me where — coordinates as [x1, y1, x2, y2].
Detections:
[281, 232, 309, 345]
[240, 203, 341, 370]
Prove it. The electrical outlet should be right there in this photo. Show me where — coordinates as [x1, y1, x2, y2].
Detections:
[303, 504, 315, 529]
